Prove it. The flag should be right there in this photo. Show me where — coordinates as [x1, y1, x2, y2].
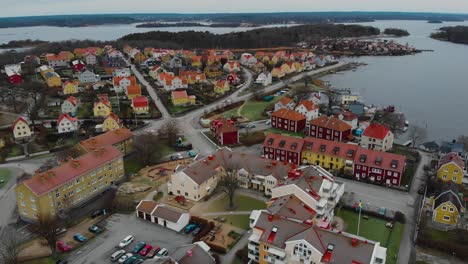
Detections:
[354, 200, 363, 212]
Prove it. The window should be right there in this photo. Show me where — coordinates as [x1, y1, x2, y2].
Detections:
[442, 174, 447, 179]
[454, 169, 459, 174]
[442, 206, 447, 211]
[452, 177, 457, 182]
[443, 215, 450, 221]
[76, 178, 80, 184]
[449, 207, 454, 212]
[56, 192, 60, 198]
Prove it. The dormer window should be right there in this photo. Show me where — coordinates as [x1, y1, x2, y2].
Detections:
[306, 143, 313, 150]
[375, 156, 382, 165]
[320, 145, 326, 152]
[360, 154, 367, 163]
[291, 143, 297, 150]
[347, 149, 354, 157]
[333, 147, 340, 154]
[268, 138, 274, 145]
[391, 160, 398, 168]
[279, 140, 286, 147]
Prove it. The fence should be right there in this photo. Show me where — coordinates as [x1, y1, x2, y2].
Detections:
[340, 191, 397, 220]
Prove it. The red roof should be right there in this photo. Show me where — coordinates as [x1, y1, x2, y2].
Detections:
[335, 111, 358, 121]
[46, 53, 69, 61]
[172, 90, 189, 99]
[132, 96, 149, 108]
[57, 113, 77, 124]
[439, 152, 464, 169]
[165, 76, 187, 86]
[12, 117, 28, 130]
[95, 98, 111, 109]
[297, 100, 319, 111]
[105, 112, 121, 123]
[263, 133, 304, 152]
[354, 148, 405, 173]
[23, 145, 122, 196]
[272, 108, 306, 122]
[303, 137, 359, 160]
[278, 97, 294, 106]
[210, 118, 238, 134]
[310, 116, 351, 132]
[79, 128, 133, 152]
[126, 84, 141, 96]
[362, 123, 391, 140]
[66, 96, 79, 106]
[113, 76, 137, 86]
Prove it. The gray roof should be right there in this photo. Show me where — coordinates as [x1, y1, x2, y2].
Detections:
[267, 195, 316, 221]
[151, 205, 185, 223]
[434, 182, 463, 212]
[170, 244, 215, 264]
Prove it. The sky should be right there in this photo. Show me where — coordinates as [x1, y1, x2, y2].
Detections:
[2, 0, 468, 17]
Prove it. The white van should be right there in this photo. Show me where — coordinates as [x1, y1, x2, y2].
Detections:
[119, 235, 134, 248]
[111, 249, 126, 262]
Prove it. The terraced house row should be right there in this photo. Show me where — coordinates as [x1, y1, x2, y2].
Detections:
[15, 128, 134, 222]
[263, 133, 406, 186]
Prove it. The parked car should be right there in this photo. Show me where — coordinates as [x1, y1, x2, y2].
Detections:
[192, 226, 203, 236]
[89, 225, 104, 234]
[124, 256, 141, 264]
[73, 233, 87, 242]
[246, 124, 256, 129]
[111, 249, 126, 262]
[56, 260, 68, 264]
[154, 248, 168, 260]
[139, 244, 153, 256]
[56, 241, 71, 252]
[91, 209, 105, 218]
[119, 235, 134, 248]
[118, 253, 133, 263]
[265, 120, 271, 125]
[170, 153, 184, 160]
[183, 223, 197, 234]
[133, 259, 144, 264]
[237, 124, 246, 129]
[131, 242, 146, 254]
[147, 246, 161, 258]
[56, 227, 67, 235]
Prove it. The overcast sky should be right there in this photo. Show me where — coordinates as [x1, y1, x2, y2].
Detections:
[2, 0, 468, 18]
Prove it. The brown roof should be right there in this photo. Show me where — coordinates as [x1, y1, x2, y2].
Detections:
[263, 133, 304, 153]
[297, 100, 319, 111]
[272, 108, 306, 122]
[439, 152, 464, 169]
[23, 146, 122, 196]
[310, 116, 351, 132]
[151, 205, 185, 223]
[136, 200, 158, 214]
[79, 128, 133, 152]
[278, 97, 294, 106]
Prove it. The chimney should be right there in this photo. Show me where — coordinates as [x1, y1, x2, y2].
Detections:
[186, 250, 193, 257]
[351, 238, 358, 247]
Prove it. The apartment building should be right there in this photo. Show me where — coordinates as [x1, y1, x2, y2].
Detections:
[15, 145, 124, 222]
[78, 128, 134, 156]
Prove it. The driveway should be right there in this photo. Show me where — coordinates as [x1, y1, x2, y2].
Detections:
[67, 213, 192, 264]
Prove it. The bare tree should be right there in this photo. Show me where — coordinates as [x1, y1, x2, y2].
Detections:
[158, 120, 180, 144]
[218, 169, 239, 210]
[291, 84, 311, 102]
[134, 133, 163, 166]
[408, 125, 427, 148]
[21, 81, 44, 106]
[457, 135, 468, 150]
[0, 229, 21, 264]
[31, 215, 61, 259]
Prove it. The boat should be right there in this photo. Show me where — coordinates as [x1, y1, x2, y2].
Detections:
[404, 120, 409, 127]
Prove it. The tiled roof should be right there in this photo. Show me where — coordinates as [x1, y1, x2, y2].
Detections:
[210, 118, 238, 134]
[132, 96, 149, 108]
[362, 123, 391, 140]
[23, 145, 122, 196]
[263, 133, 304, 152]
[105, 112, 120, 123]
[126, 84, 141, 96]
[113, 76, 137, 86]
[170, 243, 215, 264]
[172, 90, 189, 99]
[79, 128, 133, 151]
[439, 152, 464, 169]
[335, 111, 358, 121]
[151, 204, 185, 223]
[57, 113, 77, 124]
[165, 76, 187, 86]
[310, 116, 351, 132]
[278, 97, 294, 106]
[136, 200, 157, 214]
[354, 148, 405, 172]
[303, 137, 359, 161]
[46, 53, 69, 61]
[296, 100, 319, 111]
[66, 96, 79, 106]
[271, 108, 306, 122]
[94, 98, 111, 109]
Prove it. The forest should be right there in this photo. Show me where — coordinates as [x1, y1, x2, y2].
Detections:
[430, 26, 468, 45]
[135, 22, 252, 28]
[383, 28, 410, 37]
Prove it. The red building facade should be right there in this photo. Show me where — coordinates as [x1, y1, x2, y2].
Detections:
[308, 116, 352, 142]
[271, 109, 306, 133]
[262, 133, 304, 165]
[210, 118, 239, 145]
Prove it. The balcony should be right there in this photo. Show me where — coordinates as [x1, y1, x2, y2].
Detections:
[248, 243, 260, 251]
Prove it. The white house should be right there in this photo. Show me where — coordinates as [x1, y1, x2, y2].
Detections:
[361, 123, 394, 152]
[163, 76, 188, 91]
[240, 53, 258, 66]
[223, 61, 241, 73]
[85, 53, 97, 65]
[12, 117, 32, 142]
[255, 72, 272, 86]
[113, 76, 137, 93]
[136, 200, 190, 232]
[295, 100, 319, 121]
[112, 68, 131, 78]
[274, 97, 296, 111]
[78, 70, 99, 83]
[57, 113, 79, 134]
[61, 96, 80, 115]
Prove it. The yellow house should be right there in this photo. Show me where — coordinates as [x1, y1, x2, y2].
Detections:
[437, 152, 465, 184]
[190, 56, 202, 68]
[44, 72, 62, 87]
[171, 90, 196, 106]
[213, 80, 230, 94]
[301, 137, 358, 173]
[281, 63, 293, 75]
[12, 117, 32, 142]
[432, 183, 464, 226]
[102, 112, 122, 132]
[293, 61, 305, 72]
[15, 145, 124, 222]
[93, 98, 112, 117]
[134, 52, 147, 64]
[62, 80, 79, 95]
[271, 67, 285, 79]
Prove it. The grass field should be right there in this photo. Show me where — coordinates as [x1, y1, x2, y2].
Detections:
[222, 95, 286, 121]
[206, 193, 266, 213]
[216, 214, 251, 230]
[0, 168, 11, 188]
[7, 145, 24, 158]
[336, 208, 404, 264]
[266, 128, 306, 138]
[23, 257, 56, 264]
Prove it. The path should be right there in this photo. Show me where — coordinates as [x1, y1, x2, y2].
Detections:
[201, 211, 252, 216]
[221, 229, 251, 264]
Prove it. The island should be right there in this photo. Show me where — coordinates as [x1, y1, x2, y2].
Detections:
[384, 28, 410, 36]
[427, 20, 443, 24]
[135, 22, 256, 28]
[0, 39, 48, 49]
[430, 26, 468, 45]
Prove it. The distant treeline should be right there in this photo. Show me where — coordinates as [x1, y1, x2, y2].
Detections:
[431, 26, 468, 45]
[1, 12, 468, 28]
[121, 24, 381, 49]
[135, 22, 253, 28]
[383, 28, 410, 37]
[0, 39, 48, 48]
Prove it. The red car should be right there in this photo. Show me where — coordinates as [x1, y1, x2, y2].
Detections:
[139, 244, 153, 256]
[57, 241, 72, 252]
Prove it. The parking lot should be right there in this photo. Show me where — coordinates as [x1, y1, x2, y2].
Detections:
[67, 214, 192, 264]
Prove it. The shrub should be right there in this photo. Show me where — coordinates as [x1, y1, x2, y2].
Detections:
[153, 191, 163, 201]
[394, 211, 406, 224]
[207, 242, 227, 254]
[213, 253, 221, 264]
[235, 246, 249, 263]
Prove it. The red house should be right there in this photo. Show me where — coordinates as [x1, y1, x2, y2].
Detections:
[353, 148, 406, 186]
[308, 116, 352, 142]
[4, 64, 22, 84]
[263, 133, 304, 165]
[72, 60, 86, 73]
[271, 109, 306, 133]
[210, 118, 239, 145]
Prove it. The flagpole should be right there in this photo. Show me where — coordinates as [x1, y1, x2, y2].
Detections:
[357, 206, 361, 236]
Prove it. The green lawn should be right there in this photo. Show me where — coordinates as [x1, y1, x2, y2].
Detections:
[7, 145, 24, 158]
[167, 104, 198, 115]
[207, 193, 266, 213]
[76, 102, 93, 119]
[336, 208, 404, 264]
[222, 95, 286, 121]
[0, 168, 11, 188]
[23, 257, 56, 264]
[124, 155, 145, 175]
[217, 214, 251, 230]
[266, 128, 306, 138]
